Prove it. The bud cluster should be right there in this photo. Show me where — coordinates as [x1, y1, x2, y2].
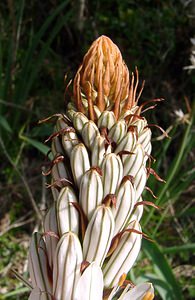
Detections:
[28, 36, 160, 300]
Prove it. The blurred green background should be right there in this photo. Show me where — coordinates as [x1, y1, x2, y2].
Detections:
[0, 0, 194, 299]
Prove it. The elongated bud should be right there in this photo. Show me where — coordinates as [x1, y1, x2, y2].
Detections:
[70, 143, 90, 187]
[98, 111, 116, 130]
[73, 112, 88, 133]
[53, 232, 83, 300]
[114, 131, 137, 154]
[74, 262, 104, 300]
[112, 178, 136, 235]
[128, 197, 144, 223]
[28, 232, 52, 293]
[51, 158, 70, 188]
[55, 117, 68, 131]
[51, 180, 59, 201]
[138, 127, 152, 156]
[123, 144, 145, 177]
[134, 166, 147, 201]
[79, 168, 103, 220]
[83, 205, 115, 266]
[102, 153, 123, 197]
[51, 136, 64, 156]
[103, 220, 142, 288]
[108, 119, 127, 144]
[81, 120, 100, 149]
[121, 282, 154, 300]
[62, 129, 79, 157]
[56, 186, 79, 236]
[43, 204, 58, 269]
[91, 135, 111, 168]
[127, 117, 146, 133]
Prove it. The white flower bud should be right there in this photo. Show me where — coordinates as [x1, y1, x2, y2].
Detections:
[115, 131, 137, 155]
[43, 204, 58, 269]
[134, 166, 147, 201]
[62, 130, 79, 157]
[108, 120, 127, 144]
[102, 153, 123, 197]
[112, 179, 136, 235]
[51, 136, 64, 157]
[121, 282, 154, 300]
[123, 144, 144, 177]
[73, 112, 88, 133]
[103, 221, 142, 288]
[98, 111, 116, 130]
[56, 186, 79, 236]
[51, 160, 69, 187]
[81, 120, 100, 149]
[70, 143, 90, 187]
[83, 205, 114, 266]
[91, 135, 111, 168]
[53, 232, 83, 300]
[138, 128, 152, 154]
[74, 262, 104, 300]
[28, 233, 52, 294]
[128, 197, 144, 224]
[79, 168, 103, 220]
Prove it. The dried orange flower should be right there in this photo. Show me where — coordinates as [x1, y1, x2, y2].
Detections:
[73, 36, 130, 117]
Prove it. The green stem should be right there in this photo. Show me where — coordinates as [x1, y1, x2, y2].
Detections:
[143, 109, 194, 230]
[0, 136, 42, 220]
[162, 243, 195, 254]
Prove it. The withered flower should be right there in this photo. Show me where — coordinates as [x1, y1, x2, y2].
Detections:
[73, 35, 130, 118]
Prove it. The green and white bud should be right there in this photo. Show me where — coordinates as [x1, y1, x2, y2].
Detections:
[70, 143, 90, 187]
[91, 135, 111, 168]
[121, 282, 154, 300]
[128, 197, 144, 223]
[28, 232, 52, 294]
[62, 129, 79, 157]
[53, 232, 83, 300]
[81, 120, 100, 149]
[114, 131, 137, 155]
[43, 204, 58, 269]
[51, 159, 69, 187]
[73, 112, 88, 133]
[103, 220, 142, 288]
[112, 178, 136, 235]
[98, 111, 116, 130]
[79, 168, 103, 220]
[108, 120, 127, 144]
[74, 262, 104, 300]
[83, 205, 115, 266]
[102, 153, 123, 197]
[134, 166, 147, 201]
[51, 136, 64, 157]
[123, 144, 145, 177]
[138, 128, 152, 154]
[56, 186, 79, 236]
[56, 117, 68, 131]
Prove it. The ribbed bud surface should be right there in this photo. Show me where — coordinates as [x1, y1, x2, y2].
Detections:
[53, 232, 83, 300]
[83, 205, 114, 266]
